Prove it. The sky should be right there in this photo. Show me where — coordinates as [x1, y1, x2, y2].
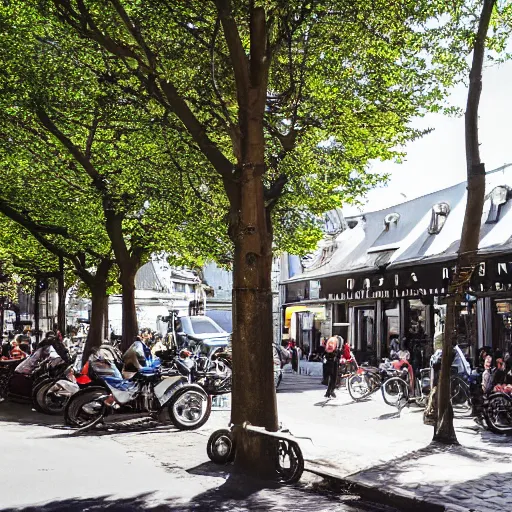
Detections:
[343, 58, 512, 216]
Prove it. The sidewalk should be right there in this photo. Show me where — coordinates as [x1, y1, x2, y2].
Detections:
[279, 374, 512, 512]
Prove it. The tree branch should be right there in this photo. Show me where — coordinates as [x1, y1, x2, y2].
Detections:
[214, 0, 249, 107]
[0, 199, 69, 237]
[36, 108, 106, 193]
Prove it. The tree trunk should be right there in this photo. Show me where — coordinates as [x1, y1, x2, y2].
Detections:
[82, 284, 107, 364]
[434, 0, 495, 444]
[81, 259, 111, 364]
[57, 256, 66, 334]
[120, 271, 138, 352]
[230, 11, 279, 472]
[34, 278, 40, 345]
[104, 210, 141, 352]
[103, 295, 110, 341]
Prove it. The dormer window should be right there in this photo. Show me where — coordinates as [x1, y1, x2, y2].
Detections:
[384, 213, 400, 231]
[428, 202, 450, 235]
[486, 186, 509, 224]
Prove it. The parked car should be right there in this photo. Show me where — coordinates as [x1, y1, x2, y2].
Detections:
[177, 316, 231, 356]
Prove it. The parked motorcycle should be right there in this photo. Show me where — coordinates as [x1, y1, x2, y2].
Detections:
[64, 357, 211, 432]
[0, 345, 69, 402]
[31, 344, 123, 415]
[483, 391, 512, 435]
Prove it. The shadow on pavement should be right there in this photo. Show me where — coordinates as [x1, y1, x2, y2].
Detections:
[0, 473, 394, 512]
[0, 401, 63, 428]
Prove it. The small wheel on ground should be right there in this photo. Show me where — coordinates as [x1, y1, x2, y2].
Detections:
[275, 439, 304, 484]
[168, 386, 212, 430]
[382, 377, 409, 407]
[207, 429, 236, 464]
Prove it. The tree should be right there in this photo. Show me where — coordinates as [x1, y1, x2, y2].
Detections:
[0, 3, 228, 351]
[0, 199, 115, 358]
[42, 0, 478, 475]
[434, 0, 512, 444]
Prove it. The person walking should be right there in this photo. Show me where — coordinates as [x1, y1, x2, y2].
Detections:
[324, 336, 340, 399]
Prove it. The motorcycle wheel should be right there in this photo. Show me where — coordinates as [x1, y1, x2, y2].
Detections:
[275, 439, 304, 484]
[207, 429, 236, 464]
[382, 377, 409, 407]
[64, 386, 106, 429]
[168, 385, 212, 430]
[484, 393, 512, 435]
[32, 379, 69, 415]
[347, 373, 371, 401]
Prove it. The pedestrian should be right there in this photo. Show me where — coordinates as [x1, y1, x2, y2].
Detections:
[324, 336, 340, 399]
[319, 337, 328, 385]
[288, 340, 299, 374]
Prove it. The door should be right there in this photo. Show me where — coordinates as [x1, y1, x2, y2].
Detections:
[355, 306, 376, 365]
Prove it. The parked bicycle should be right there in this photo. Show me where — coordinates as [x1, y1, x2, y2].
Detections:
[347, 360, 410, 407]
[415, 367, 472, 416]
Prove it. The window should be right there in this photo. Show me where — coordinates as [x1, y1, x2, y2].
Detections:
[486, 186, 509, 224]
[367, 212, 403, 253]
[384, 212, 400, 231]
[174, 282, 186, 293]
[190, 318, 223, 334]
[428, 202, 450, 235]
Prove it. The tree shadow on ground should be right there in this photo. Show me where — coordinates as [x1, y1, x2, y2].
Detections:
[0, 470, 393, 512]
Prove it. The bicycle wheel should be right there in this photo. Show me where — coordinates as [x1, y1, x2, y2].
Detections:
[451, 376, 471, 417]
[275, 439, 304, 484]
[484, 393, 512, 435]
[347, 373, 371, 401]
[382, 377, 409, 407]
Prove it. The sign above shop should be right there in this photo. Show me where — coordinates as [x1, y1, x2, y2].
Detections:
[320, 258, 512, 301]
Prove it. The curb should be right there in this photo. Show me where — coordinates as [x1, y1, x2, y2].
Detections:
[305, 465, 445, 512]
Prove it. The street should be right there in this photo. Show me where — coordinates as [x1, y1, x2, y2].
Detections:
[0, 374, 407, 512]
[0, 373, 507, 511]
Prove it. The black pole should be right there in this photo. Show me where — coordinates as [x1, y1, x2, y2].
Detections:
[34, 279, 40, 346]
[57, 256, 65, 334]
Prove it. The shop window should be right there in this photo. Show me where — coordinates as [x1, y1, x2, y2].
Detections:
[486, 186, 509, 224]
[428, 202, 450, 235]
[333, 303, 347, 324]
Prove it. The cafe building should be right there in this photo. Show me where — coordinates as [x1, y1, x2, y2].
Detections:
[280, 166, 512, 371]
